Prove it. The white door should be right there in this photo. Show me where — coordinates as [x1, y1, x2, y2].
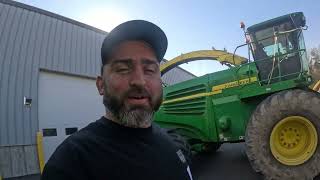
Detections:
[38, 71, 104, 162]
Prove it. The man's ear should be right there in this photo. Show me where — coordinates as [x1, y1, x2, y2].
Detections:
[96, 76, 105, 95]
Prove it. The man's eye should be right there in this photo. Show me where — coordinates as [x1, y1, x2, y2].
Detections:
[115, 68, 129, 73]
[145, 68, 156, 74]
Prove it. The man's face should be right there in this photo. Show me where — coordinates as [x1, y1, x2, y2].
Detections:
[97, 40, 163, 128]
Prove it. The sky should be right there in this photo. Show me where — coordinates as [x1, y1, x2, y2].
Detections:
[15, 0, 320, 76]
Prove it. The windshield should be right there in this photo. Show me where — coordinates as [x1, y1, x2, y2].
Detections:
[250, 22, 299, 61]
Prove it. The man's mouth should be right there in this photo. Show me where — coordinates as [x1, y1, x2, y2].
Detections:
[127, 95, 150, 105]
[129, 95, 147, 99]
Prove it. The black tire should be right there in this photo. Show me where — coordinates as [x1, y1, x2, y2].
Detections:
[166, 129, 193, 165]
[201, 142, 221, 154]
[245, 89, 320, 180]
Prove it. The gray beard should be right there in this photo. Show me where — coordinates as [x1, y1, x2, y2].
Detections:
[118, 108, 154, 128]
[103, 89, 161, 128]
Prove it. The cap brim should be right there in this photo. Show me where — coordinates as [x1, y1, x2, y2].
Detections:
[101, 20, 167, 64]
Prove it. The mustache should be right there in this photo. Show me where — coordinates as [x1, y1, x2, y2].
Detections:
[125, 87, 151, 98]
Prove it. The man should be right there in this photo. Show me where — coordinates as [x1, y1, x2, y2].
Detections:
[41, 20, 193, 180]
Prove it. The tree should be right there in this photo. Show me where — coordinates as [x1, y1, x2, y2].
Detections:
[308, 45, 320, 83]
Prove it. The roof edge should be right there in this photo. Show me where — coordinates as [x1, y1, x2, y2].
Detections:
[247, 12, 304, 32]
[1, 0, 108, 35]
[161, 59, 197, 77]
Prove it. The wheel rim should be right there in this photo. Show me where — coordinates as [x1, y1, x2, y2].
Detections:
[270, 116, 318, 166]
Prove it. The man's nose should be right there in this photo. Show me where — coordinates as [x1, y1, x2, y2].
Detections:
[129, 67, 146, 87]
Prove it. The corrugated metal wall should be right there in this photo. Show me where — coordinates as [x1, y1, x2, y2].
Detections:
[0, 1, 195, 178]
[162, 67, 195, 85]
[0, 1, 105, 146]
[0, 145, 39, 178]
[160, 60, 196, 85]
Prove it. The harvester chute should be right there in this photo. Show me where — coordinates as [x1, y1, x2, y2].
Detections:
[160, 50, 247, 74]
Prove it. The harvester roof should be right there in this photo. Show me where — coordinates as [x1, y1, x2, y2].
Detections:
[247, 12, 305, 33]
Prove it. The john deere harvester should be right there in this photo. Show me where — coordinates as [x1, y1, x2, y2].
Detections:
[155, 12, 320, 179]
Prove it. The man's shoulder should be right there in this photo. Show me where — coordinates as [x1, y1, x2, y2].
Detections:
[63, 118, 110, 147]
[151, 123, 173, 141]
[63, 121, 99, 143]
[44, 120, 104, 166]
[41, 122, 100, 180]
[151, 122, 166, 135]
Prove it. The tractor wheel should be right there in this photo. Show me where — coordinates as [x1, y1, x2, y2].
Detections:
[245, 89, 320, 180]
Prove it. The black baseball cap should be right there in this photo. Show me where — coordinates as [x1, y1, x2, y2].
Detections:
[101, 20, 168, 65]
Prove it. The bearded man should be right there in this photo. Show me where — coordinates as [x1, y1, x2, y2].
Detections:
[41, 20, 193, 180]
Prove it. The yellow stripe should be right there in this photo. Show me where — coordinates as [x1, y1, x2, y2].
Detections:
[162, 77, 257, 104]
[37, 132, 45, 174]
[212, 77, 257, 91]
[162, 90, 222, 104]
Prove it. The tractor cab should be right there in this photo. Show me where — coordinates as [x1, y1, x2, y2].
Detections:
[244, 12, 308, 83]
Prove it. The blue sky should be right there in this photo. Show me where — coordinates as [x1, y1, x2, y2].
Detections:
[16, 0, 320, 76]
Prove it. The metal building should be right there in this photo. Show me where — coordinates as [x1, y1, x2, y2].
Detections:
[0, 0, 195, 179]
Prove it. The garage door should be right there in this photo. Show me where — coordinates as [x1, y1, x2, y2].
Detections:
[38, 71, 104, 162]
